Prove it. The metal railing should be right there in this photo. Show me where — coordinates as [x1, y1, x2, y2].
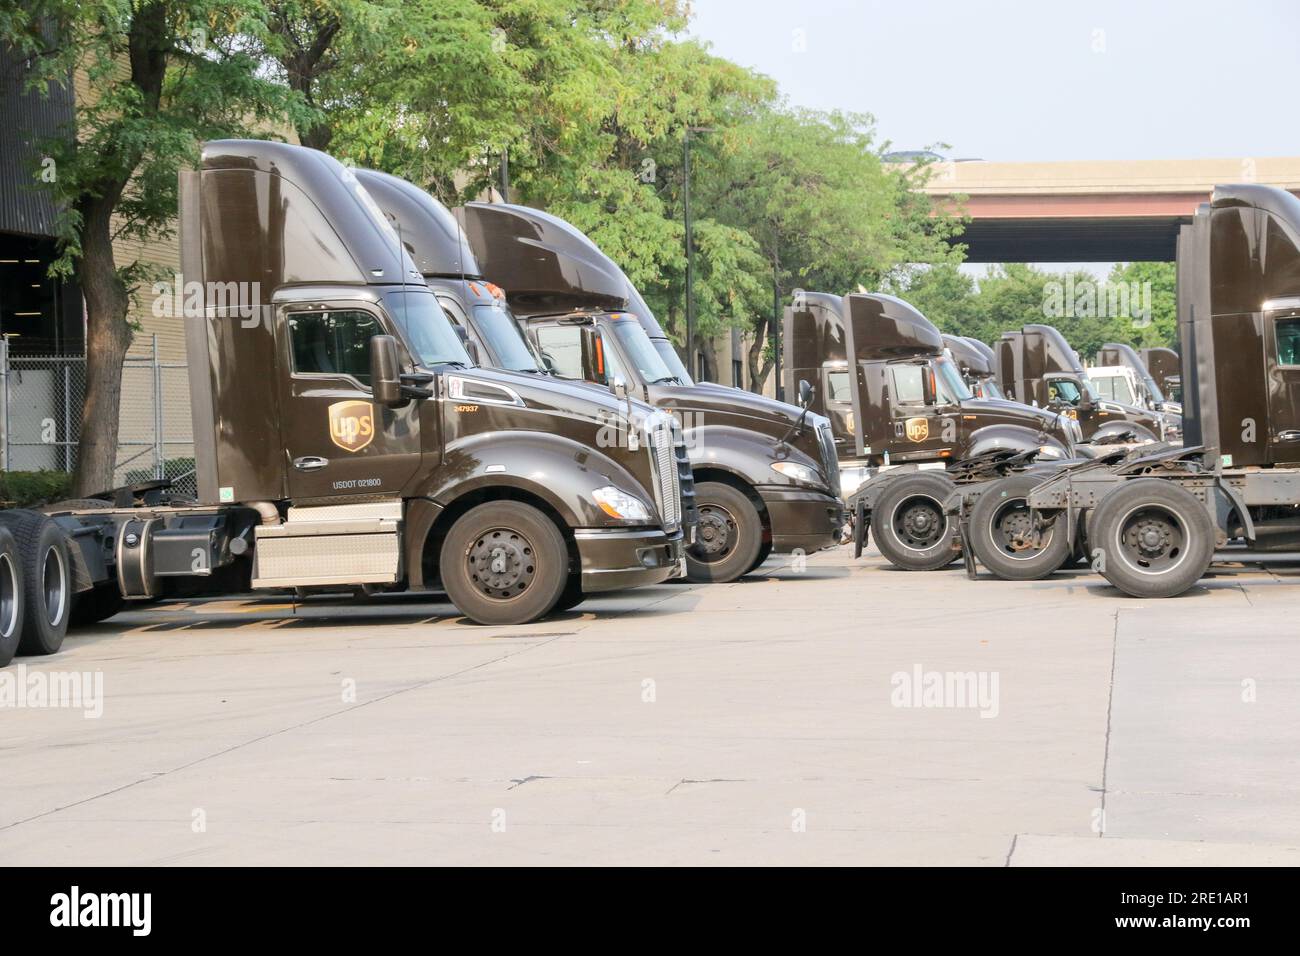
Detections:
[0, 335, 196, 497]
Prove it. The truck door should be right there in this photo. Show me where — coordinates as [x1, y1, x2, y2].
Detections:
[277, 302, 425, 500]
[1267, 304, 1300, 463]
[887, 361, 946, 457]
[822, 366, 855, 451]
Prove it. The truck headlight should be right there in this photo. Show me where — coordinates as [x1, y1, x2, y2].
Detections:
[592, 486, 651, 521]
[771, 461, 817, 484]
[1037, 444, 1065, 459]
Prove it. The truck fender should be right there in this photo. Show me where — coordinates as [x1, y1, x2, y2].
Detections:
[965, 423, 1066, 459]
[683, 423, 819, 489]
[405, 431, 653, 586]
[1091, 419, 1158, 443]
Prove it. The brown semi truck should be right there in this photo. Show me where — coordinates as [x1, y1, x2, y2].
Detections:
[782, 290, 1078, 570]
[452, 201, 844, 584]
[943, 335, 1006, 400]
[995, 324, 1173, 444]
[1140, 346, 1182, 403]
[352, 168, 699, 558]
[0, 141, 696, 661]
[977, 184, 1300, 597]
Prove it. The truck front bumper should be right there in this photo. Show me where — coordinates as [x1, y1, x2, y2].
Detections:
[758, 486, 846, 555]
[573, 526, 685, 593]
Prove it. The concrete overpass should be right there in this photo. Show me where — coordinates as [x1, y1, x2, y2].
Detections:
[919, 158, 1300, 262]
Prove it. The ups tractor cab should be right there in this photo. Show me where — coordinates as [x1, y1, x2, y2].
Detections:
[23, 140, 688, 643]
[995, 324, 1169, 446]
[783, 291, 1078, 571]
[1091, 341, 1184, 424]
[1012, 184, 1300, 598]
[943, 334, 1006, 400]
[351, 168, 696, 610]
[455, 201, 844, 584]
[1141, 346, 1182, 404]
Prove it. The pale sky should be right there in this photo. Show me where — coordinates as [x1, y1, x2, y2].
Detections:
[687, 0, 1299, 163]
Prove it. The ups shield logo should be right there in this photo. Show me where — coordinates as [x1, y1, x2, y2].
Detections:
[329, 400, 375, 452]
[904, 417, 930, 443]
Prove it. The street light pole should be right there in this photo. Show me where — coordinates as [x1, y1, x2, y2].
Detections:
[683, 130, 694, 380]
[682, 125, 715, 382]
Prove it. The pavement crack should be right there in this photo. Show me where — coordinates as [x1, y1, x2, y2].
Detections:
[1004, 833, 1019, 867]
[1098, 608, 1121, 838]
[665, 777, 748, 795]
[507, 775, 551, 790]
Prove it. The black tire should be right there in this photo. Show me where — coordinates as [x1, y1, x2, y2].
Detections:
[1089, 478, 1214, 598]
[746, 541, 774, 574]
[0, 527, 25, 667]
[0, 510, 72, 655]
[440, 501, 568, 625]
[70, 582, 126, 626]
[872, 472, 960, 571]
[552, 575, 585, 613]
[684, 481, 763, 583]
[968, 474, 1072, 580]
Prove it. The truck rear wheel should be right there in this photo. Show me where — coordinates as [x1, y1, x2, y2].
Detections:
[0, 510, 72, 655]
[1090, 478, 1214, 598]
[968, 474, 1071, 580]
[873, 472, 960, 571]
[685, 482, 763, 583]
[440, 501, 568, 625]
[0, 527, 25, 667]
[44, 499, 127, 625]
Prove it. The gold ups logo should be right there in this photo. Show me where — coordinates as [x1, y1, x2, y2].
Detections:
[904, 417, 930, 443]
[329, 400, 375, 452]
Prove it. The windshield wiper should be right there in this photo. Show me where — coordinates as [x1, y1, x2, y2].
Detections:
[650, 375, 680, 385]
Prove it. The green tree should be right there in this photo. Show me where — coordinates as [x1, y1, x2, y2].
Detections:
[2, 1, 305, 494]
[700, 108, 961, 390]
[1108, 260, 1177, 349]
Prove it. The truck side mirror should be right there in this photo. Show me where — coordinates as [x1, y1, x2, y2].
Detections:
[580, 326, 607, 384]
[370, 334, 404, 407]
[922, 365, 938, 406]
[798, 378, 814, 409]
[610, 375, 630, 399]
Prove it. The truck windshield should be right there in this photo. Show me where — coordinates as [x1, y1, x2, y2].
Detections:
[609, 318, 678, 384]
[934, 356, 973, 403]
[975, 377, 1005, 400]
[473, 303, 544, 373]
[384, 290, 474, 367]
[1091, 373, 1135, 405]
[652, 337, 694, 385]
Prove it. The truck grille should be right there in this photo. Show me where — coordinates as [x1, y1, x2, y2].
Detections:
[817, 421, 841, 497]
[648, 417, 690, 533]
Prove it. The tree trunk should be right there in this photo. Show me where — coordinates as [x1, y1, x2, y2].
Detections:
[698, 336, 719, 383]
[71, 195, 133, 496]
[747, 316, 774, 394]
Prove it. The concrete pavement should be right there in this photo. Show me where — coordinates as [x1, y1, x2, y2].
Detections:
[1, 545, 1296, 865]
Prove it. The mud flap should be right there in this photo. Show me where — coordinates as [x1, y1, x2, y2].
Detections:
[959, 511, 978, 579]
[852, 498, 869, 559]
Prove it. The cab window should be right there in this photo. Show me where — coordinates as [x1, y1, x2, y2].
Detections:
[890, 364, 927, 404]
[826, 370, 851, 403]
[1048, 378, 1084, 405]
[1276, 316, 1300, 366]
[288, 309, 380, 384]
[535, 325, 586, 380]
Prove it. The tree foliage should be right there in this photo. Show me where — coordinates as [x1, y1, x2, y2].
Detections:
[1, 0, 308, 493]
[890, 261, 1180, 360]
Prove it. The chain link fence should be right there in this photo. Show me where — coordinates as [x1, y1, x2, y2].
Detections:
[0, 335, 196, 498]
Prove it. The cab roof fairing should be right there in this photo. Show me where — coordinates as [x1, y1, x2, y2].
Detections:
[352, 168, 478, 279]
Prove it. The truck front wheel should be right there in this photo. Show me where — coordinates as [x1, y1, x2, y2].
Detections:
[440, 502, 568, 625]
[0, 510, 72, 655]
[685, 482, 763, 583]
[967, 474, 1071, 580]
[0, 527, 25, 667]
[1090, 478, 1214, 598]
[873, 473, 960, 571]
